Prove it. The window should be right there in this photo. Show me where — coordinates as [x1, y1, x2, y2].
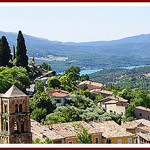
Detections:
[15, 104, 18, 113]
[114, 111, 116, 114]
[56, 99, 61, 103]
[21, 122, 24, 132]
[128, 138, 132, 144]
[19, 104, 22, 113]
[4, 105, 7, 113]
[118, 139, 122, 144]
[139, 113, 142, 116]
[110, 110, 113, 113]
[95, 137, 99, 144]
[6, 122, 8, 131]
[68, 141, 73, 144]
[14, 121, 18, 132]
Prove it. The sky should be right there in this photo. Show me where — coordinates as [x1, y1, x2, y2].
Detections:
[1, 3, 150, 42]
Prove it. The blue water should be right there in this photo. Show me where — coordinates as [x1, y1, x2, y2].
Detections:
[80, 69, 102, 75]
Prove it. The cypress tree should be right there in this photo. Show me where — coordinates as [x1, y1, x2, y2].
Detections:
[16, 30, 28, 68]
[13, 45, 16, 60]
[0, 36, 12, 66]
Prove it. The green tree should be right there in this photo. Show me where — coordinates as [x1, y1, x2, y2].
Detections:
[95, 94, 103, 103]
[80, 74, 89, 81]
[47, 77, 61, 88]
[33, 137, 53, 144]
[29, 91, 56, 114]
[44, 116, 66, 125]
[13, 45, 16, 60]
[34, 80, 45, 92]
[0, 36, 12, 67]
[0, 66, 30, 93]
[30, 108, 47, 123]
[41, 62, 51, 71]
[73, 122, 92, 144]
[16, 31, 28, 68]
[70, 94, 95, 109]
[65, 66, 80, 81]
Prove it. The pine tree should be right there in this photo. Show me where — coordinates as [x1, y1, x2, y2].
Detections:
[16, 31, 28, 68]
[0, 36, 12, 66]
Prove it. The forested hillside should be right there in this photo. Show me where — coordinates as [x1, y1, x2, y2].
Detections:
[89, 66, 150, 93]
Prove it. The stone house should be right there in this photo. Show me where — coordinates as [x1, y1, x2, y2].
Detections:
[90, 120, 134, 144]
[47, 89, 71, 107]
[121, 119, 150, 144]
[98, 96, 128, 116]
[134, 106, 150, 121]
[0, 85, 32, 144]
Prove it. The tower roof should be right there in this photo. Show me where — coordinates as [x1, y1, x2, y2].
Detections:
[3, 85, 27, 97]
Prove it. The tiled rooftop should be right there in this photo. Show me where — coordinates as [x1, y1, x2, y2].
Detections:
[121, 120, 143, 129]
[99, 95, 128, 103]
[90, 89, 113, 95]
[47, 89, 69, 98]
[135, 106, 150, 112]
[31, 120, 102, 141]
[89, 121, 133, 139]
[31, 119, 64, 141]
[137, 132, 150, 141]
[78, 81, 103, 90]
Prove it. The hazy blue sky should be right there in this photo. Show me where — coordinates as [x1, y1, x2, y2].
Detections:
[1, 5, 150, 42]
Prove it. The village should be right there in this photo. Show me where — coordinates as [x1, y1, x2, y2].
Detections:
[0, 30, 150, 145]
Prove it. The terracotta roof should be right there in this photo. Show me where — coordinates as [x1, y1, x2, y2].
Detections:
[47, 89, 69, 98]
[137, 126, 150, 133]
[90, 121, 133, 139]
[137, 132, 150, 141]
[78, 81, 103, 90]
[99, 95, 128, 103]
[31, 120, 102, 141]
[135, 106, 150, 112]
[31, 119, 64, 141]
[90, 89, 113, 95]
[3, 85, 27, 98]
[48, 121, 102, 138]
[105, 100, 118, 104]
[136, 119, 150, 127]
[121, 120, 143, 129]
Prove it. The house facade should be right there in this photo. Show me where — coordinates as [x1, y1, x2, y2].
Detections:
[99, 96, 128, 116]
[121, 119, 150, 144]
[47, 89, 70, 107]
[90, 120, 134, 144]
[134, 106, 150, 121]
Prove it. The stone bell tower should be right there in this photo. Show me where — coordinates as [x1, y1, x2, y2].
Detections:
[0, 85, 32, 144]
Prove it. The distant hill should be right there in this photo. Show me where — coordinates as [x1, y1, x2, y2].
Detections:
[89, 66, 150, 93]
[64, 33, 150, 46]
[1, 31, 150, 72]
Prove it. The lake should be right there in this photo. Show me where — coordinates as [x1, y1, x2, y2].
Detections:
[79, 65, 150, 75]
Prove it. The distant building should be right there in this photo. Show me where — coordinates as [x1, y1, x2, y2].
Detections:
[78, 80, 103, 91]
[0, 85, 32, 144]
[31, 119, 102, 144]
[134, 106, 150, 121]
[90, 89, 113, 98]
[47, 89, 71, 107]
[90, 120, 134, 144]
[98, 96, 128, 116]
[122, 119, 150, 144]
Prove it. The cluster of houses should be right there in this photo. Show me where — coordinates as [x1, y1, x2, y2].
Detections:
[25, 72, 150, 144]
